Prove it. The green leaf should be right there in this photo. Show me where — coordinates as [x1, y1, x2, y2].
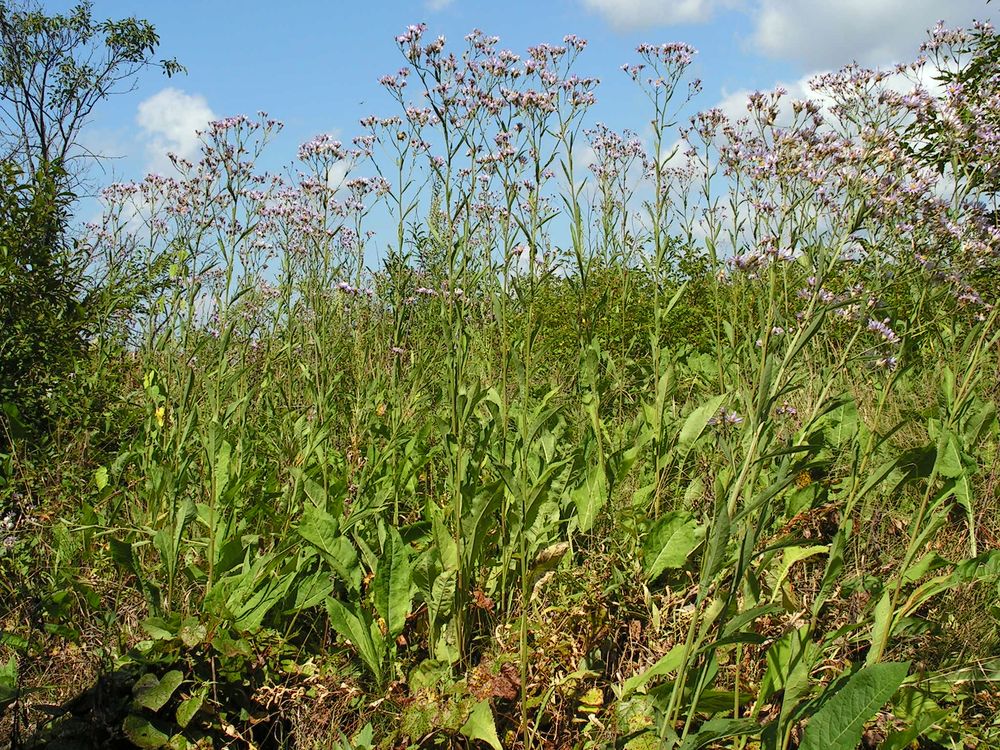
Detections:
[297, 505, 360, 590]
[678, 395, 727, 452]
[428, 567, 456, 623]
[219, 563, 295, 633]
[133, 670, 184, 712]
[572, 462, 607, 533]
[941, 366, 955, 410]
[678, 718, 760, 749]
[460, 700, 503, 750]
[212, 438, 232, 505]
[619, 644, 684, 698]
[700, 484, 732, 587]
[326, 598, 384, 682]
[799, 662, 910, 750]
[760, 625, 816, 702]
[0, 656, 17, 706]
[818, 400, 859, 450]
[372, 527, 413, 639]
[932, 430, 963, 479]
[814, 521, 850, 615]
[770, 545, 828, 602]
[122, 713, 171, 748]
[178, 618, 206, 648]
[966, 399, 997, 445]
[947, 474, 977, 556]
[643, 511, 702, 581]
[866, 591, 893, 666]
[880, 708, 949, 750]
[175, 687, 206, 728]
[141, 617, 177, 641]
[109, 538, 139, 577]
[94, 466, 109, 491]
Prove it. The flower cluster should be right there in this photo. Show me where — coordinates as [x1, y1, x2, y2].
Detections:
[708, 408, 744, 427]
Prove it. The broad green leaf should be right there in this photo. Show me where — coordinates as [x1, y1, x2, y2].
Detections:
[771, 625, 822, 736]
[213, 438, 232, 505]
[770, 545, 828, 603]
[141, 617, 177, 641]
[900, 549, 1000, 617]
[409, 659, 453, 690]
[0, 656, 17, 705]
[643, 511, 702, 581]
[572, 463, 607, 533]
[881, 709, 949, 750]
[619, 643, 684, 698]
[94, 466, 109, 491]
[326, 598, 383, 681]
[372, 527, 413, 639]
[932, 430, 963, 479]
[109, 538, 139, 577]
[223, 566, 295, 633]
[293, 572, 334, 611]
[799, 661, 910, 750]
[429, 567, 456, 623]
[122, 714, 171, 748]
[941, 367, 955, 409]
[459, 700, 503, 750]
[297, 506, 359, 590]
[760, 625, 815, 701]
[700, 487, 732, 588]
[178, 618, 206, 648]
[175, 687, 206, 728]
[678, 395, 727, 452]
[948, 474, 977, 556]
[683, 475, 705, 505]
[814, 521, 850, 615]
[966, 399, 997, 446]
[133, 670, 184, 712]
[900, 552, 949, 584]
[820, 400, 859, 450]
[678, 718, 760, 750]
[350, 723, 375, 749]
[866, 591, 893, 666]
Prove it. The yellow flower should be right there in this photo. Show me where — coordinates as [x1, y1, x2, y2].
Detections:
[155, 405, 166, 427]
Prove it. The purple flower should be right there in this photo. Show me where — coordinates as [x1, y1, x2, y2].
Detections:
[709, 408, 744, 427]
[867, 318, 900, 345]
[876, 356, 899, 370]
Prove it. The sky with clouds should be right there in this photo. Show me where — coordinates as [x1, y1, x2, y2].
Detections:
[43, 0, 993, 200]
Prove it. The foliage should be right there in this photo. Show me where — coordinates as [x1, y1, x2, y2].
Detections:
[0, 0, 182, 183]
[0, 160, 83, 441]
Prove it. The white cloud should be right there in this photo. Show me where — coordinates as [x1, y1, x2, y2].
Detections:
[580, 0, 987, 70]
[426, 0, 455, 10]
[750, 0, 987, 68]
[714, 61, 947, 125]
[582, 0, 736, 29]
[136, 88, 215, 174]
[715, 72, 825, 122]
[326, 160, 351, 191]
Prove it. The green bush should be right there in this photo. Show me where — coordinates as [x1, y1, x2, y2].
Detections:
[0, 161, 85, 442]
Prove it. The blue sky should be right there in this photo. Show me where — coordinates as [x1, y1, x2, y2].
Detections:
[43, 0, 994, 200]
